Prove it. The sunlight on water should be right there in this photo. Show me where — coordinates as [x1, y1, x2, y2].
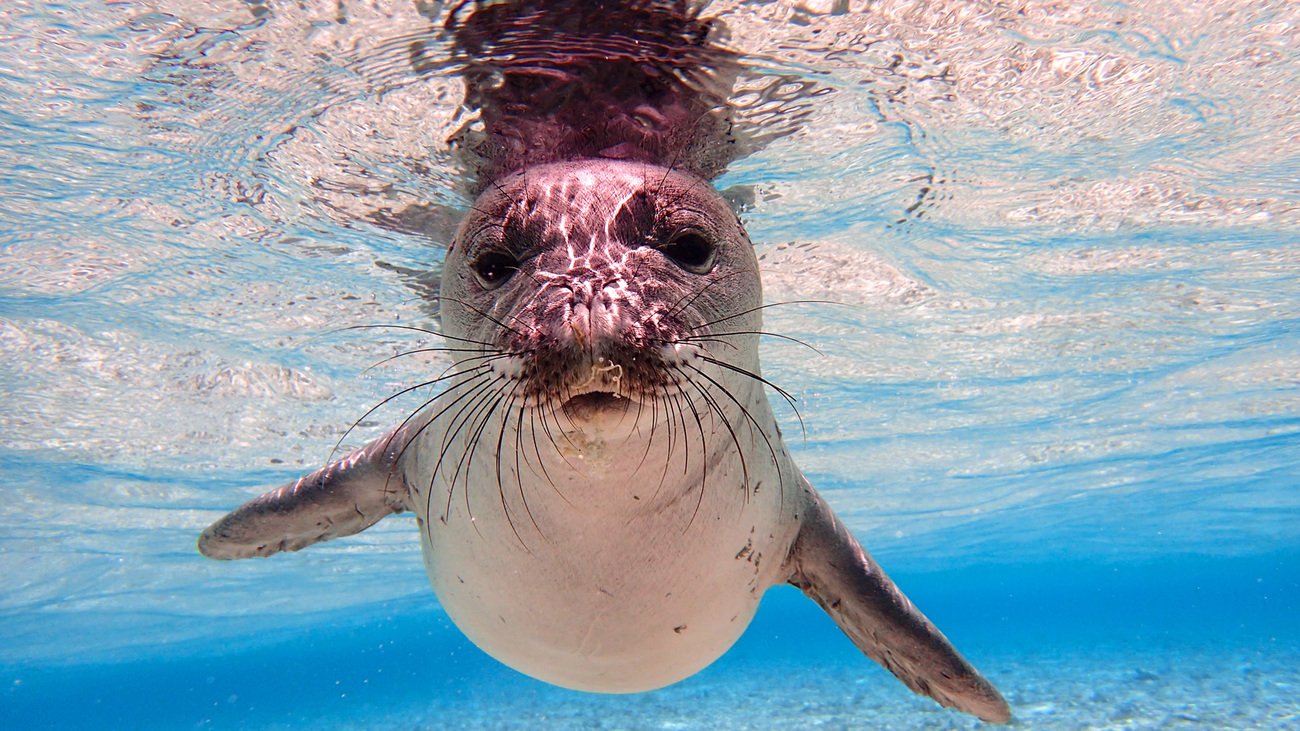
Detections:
[1, 0, 1298, 729]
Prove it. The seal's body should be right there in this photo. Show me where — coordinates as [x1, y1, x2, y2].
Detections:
[423, 161, 796, 692]
[205, 162, 798, 694]
[199, 1, 1011, 723]
[200, 161, 1010, 721]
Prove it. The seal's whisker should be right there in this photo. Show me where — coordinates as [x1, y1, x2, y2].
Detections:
[511, 396, 530, 509]
[336, 323, 499, 348]
[421, 383, 492, 517]
[680, 371, 750, 506]
[684, 362, 786, 504]
[648, 384, 681, 504]
[492, 382, 537, 551]
[508, 395, 548, 544]
[379, 370, 490, 498]
[676, 377, 710, 534]
[501, 301, 544, 334]
[654, 112, 734, 206]
[628, 390, 658, 478]
[681, 330, 823, 355]
[690, 299, 839, 333]
[523, 402, 553, 490]
[444, 378, 503, 482]
[612, 388, 644, 445]
[332, 364, 494, 464]
[385, 369, 493, 480]
[695, 354, 802, 420]
[360, 347, 508, 376]
[663, 268, 752, 321]
[431, 294, 536, 339]
[452, 389, 510, 541]
[384, 364, 491, 455]
[446, 393, 494, 524]
[527, 403, 572, 507]
[671, 383, 692, 465]
[654, 129, 692, 193]
[655, 335, 736, 351]
[668, 386, 693, 481]
[537, 398, 584, 474]
[434, 379, 503, 531]
[487, 176, 522, 210]
[697, 354, 806, 443]
[418, 375, 499, 527]
[656, 168, 723, 216]
[545, 397, 585, 454]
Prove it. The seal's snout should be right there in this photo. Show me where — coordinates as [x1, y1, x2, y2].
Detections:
[565, 278, 627, 352]
[515, 264, 675, 412]
[554, 278, 638, 410]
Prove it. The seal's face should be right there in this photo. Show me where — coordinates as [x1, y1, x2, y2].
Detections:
[441, 159, 762, 423]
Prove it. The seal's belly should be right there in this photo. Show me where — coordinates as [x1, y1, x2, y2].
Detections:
[410, 421, 793, 692]
[422, 517, 768, 691]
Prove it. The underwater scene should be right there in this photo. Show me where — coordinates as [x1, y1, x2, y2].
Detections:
[2, 0, 1298, 729]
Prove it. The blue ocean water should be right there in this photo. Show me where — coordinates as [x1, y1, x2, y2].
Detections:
[2, 0, 1298, 729]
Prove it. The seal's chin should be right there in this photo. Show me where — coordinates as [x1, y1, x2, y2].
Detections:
[561, 391, 631, 421]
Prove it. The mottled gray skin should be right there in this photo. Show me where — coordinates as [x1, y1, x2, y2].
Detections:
[199, 160, 1011, 723]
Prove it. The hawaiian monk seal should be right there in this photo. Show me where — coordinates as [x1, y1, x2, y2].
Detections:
[199, 0, 1010, 723]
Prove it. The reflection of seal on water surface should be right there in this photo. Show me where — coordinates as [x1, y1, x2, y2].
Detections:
[198, 0, 1010, 723]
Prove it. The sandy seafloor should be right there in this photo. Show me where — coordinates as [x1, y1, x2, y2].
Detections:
[6, 559, 1298, 730]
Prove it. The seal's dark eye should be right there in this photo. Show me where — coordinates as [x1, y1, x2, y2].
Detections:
[659, 232, 716, 274]
[472, 251, 518, 289]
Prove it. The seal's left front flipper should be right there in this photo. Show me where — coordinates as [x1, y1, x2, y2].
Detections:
[198, 435, 410, 560]
[783, 480, 1011, 724]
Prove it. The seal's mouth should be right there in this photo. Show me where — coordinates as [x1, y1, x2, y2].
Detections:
[556, 359, 633, 419]
[561, 390, 630, 420]
[565, 391, 622, 409]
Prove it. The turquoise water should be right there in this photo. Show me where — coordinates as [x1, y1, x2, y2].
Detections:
[3, 0, 1299, 728]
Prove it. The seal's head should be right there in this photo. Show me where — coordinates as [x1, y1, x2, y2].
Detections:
[440, 159, 761, 424]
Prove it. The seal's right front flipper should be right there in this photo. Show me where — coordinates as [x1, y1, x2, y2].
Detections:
[783, 481, 1011, 724]
[198, 435, 411, 560]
